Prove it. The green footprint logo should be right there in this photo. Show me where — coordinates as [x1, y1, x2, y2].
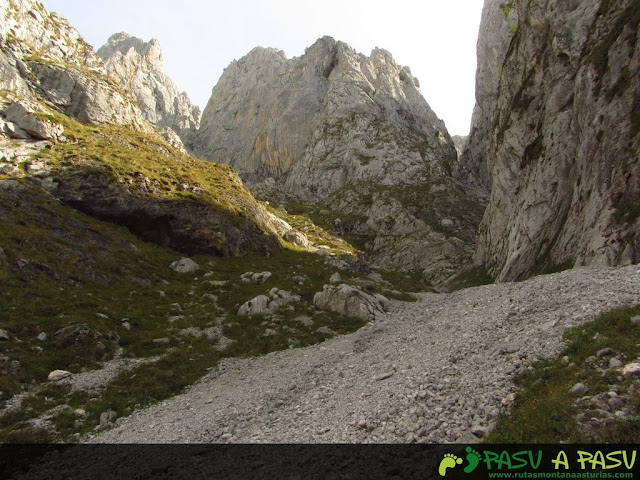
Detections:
[438, 453, 463, 477]
[464, 446, 481, 474]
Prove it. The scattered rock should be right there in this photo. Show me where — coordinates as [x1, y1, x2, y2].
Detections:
[2, 101, 64, 141]
[570, 383, 589, 395]
[609, 358, 623, 369]
[470, 426, 490, 438]
[0, 329, 9, 341]
[263, 329, 277, 337]
[631, 316, 640, 324]
[74, 409, 87, 418]
[152, 338, 170, 345]
[54, 324, 104, 347]
[267, 288, 301, 313]
[238, 289, 300, 317]
[37, 332, 47, 341]
[374, 294, 392, 310]
[316, 326, 337, 336]
[440, 219, 454, 228]
[1, 118, 30, 139]
[313, 284, 386, 320]
[48, 370, 72, 382]
[240, 271, 272, 284]
[283, 230, 311, 248]
[80, 264, 640, 444]
[374, 372, 394, 382]
[293, 316, 314, 328]
[237, 295, 271, 317]
[96, 313, 109, 320]
[329, 273, 341, 284]
[596, 348, 615, 358]
[0, 356, 20, 374]
[499, 343, 521, 355]
[622, 363, 640, 377]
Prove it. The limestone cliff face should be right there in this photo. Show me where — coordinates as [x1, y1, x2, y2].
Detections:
[472, 0, 640, 281]
[0, 0, 146, 128]
[98, 33, 201, 144]
[190, 37, 486, 282]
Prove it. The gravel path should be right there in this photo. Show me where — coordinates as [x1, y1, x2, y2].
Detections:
[87, 265, 640, 443]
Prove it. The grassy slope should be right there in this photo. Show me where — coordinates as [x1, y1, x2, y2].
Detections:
[0, 178, 372, 442]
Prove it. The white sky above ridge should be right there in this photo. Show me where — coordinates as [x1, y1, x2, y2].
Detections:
[41, 0, 484, 136]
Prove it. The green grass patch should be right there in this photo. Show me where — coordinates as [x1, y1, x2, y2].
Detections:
[487, 305, 640, 443]
[613, 199, 640, 224]
[500, 0, 517, 19]
[444, 266, 495, 292]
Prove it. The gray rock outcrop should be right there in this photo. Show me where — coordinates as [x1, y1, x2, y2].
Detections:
[2, 100, 64, 140]
[313, 284, 386, 320]
[191, 37, 452, 197]
[98, 33, 201, 144]
[0, 0, 147, 129]
[456, 0, 516, 192]
[238, 288, 301, 316]
[470, 0, 640, 281]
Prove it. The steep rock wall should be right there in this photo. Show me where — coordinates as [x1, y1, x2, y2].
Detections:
[473, 0, 640, 281]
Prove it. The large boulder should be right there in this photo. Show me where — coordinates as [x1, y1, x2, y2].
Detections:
[313, 284, 386, 320]
[169, 257, 199, 273]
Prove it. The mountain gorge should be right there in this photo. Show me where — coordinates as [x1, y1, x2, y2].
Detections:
[0, 0, 639, 448]
[185, 36, 487, 283]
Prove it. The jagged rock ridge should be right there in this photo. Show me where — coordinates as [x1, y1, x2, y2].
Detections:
[98, 33, 201, 149]
[469, 0, 640, 281]
[189, 37, 487, 283]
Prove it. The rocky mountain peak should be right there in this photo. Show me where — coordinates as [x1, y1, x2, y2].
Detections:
[189, 36, 485, 282]
[98, 32, 164, 72]
[97, 31, 200, 146]
[190, 35, 448, 181]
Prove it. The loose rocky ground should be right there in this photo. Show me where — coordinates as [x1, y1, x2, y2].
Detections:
[87, 264, 640, 443]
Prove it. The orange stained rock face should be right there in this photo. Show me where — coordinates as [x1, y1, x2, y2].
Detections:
[251, 132, 292, 175]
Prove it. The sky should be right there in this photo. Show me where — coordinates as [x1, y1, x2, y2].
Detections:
[41, 1, 484, 136]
